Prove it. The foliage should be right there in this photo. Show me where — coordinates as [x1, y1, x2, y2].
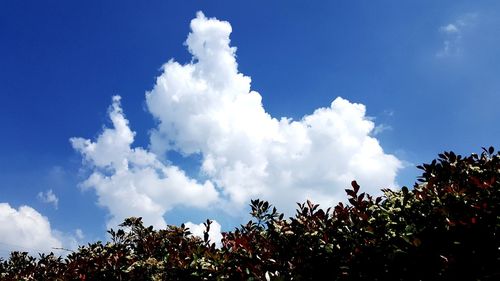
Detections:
[1, 148, 499, 280]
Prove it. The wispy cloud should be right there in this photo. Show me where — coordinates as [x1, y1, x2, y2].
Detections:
[372, 124, 392, 136]
[437, 13, 478, 57]
[37, 189, 59, 209]
[440, 24, 459, 34]
[75, 228, 84, 240]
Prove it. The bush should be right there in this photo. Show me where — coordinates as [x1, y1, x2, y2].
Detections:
[1, 148, 499, 280]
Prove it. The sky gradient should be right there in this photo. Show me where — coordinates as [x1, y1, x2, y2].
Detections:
[1, 1, 499, 256]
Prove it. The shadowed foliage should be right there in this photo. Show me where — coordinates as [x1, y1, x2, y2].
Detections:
[1, 148, 499, 280]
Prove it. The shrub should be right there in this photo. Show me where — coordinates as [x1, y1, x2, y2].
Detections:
[1, 148, 499, 280]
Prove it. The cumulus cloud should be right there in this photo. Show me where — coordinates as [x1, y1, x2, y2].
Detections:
[146, 12, 402, 213]
[71, 96, 219, 229]
[37, 189, 59, 209]
[0, 203, 63, 256]
[185, 220, 223, 247]
[72, 12, 401, 226]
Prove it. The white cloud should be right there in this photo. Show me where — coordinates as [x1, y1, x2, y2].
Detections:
[71, 96, 219, 229]
[185, 220, 222, 247]
[37, 189, 59, 209]
[437, 13, 478, 57]
[72, 12, 402, 226]
[440, 24, 459, 34]
[146, 12, 402, 213]
[372, 124, 392, 136]
[0, 203, 63, 256]
[75, 228, 85, 240]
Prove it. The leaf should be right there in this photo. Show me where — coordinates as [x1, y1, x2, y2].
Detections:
[412, 238, 422, 247]
[401, 186, 408, 195]
[351, 180, 360, 193]
[345, 189, 356, 197]
[358, 193, 365, 202]
[348, 198, 357, 206]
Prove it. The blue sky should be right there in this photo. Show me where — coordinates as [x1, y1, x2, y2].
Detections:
[1, 1, 499, 255]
